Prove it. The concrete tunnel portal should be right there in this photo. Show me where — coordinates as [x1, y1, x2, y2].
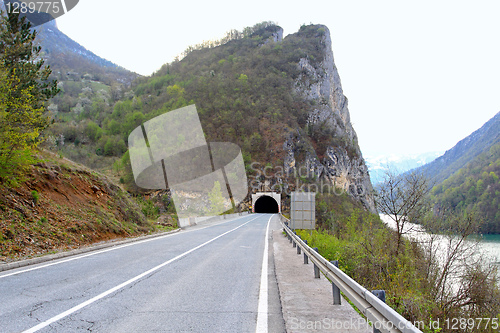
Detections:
[252, 193, 281, 214]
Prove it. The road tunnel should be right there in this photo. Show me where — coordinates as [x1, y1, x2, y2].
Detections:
[254, 195, 279, 213]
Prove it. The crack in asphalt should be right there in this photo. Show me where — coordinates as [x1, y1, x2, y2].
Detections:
[81, 319, 96, 332]
[27, 301, 49, 320]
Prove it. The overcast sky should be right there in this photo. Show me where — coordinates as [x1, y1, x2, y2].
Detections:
[56, 0, 500, 157]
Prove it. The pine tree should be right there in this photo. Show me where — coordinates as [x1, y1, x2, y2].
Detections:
[0, 11, 59, 185]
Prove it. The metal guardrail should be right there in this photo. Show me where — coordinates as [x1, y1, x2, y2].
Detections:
[279, 214, 423, 333]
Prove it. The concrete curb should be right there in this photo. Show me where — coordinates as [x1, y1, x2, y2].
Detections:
[0, 228, 181, 273]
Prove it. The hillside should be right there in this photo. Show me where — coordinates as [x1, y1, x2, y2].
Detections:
[418, 111, 500, 184]
[416, 112, 500, 233]
[0, 151, 159, 262]
[430, 142, 500, 233]
[0, 17, 173, 262]
[118, 22, 374, 212]
[37, 20, 138, 85]
[32, 20, 141, 171]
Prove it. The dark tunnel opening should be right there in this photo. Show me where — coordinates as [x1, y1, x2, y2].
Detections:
[254, 195, 279, 213]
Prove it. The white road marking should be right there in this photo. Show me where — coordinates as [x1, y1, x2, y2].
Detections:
[255, 215, 272, 333]
[0, 214, 254, 279]
[0, 233, 176, 279]
[22, 215, 259, 333]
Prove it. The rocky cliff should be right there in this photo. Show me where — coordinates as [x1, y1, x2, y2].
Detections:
[281, 25, 375, 212]
[37, 21, 376, 214]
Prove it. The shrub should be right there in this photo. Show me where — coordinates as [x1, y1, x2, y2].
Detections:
[31, 190, 39, 205]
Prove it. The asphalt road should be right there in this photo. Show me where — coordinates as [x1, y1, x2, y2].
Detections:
[0, 214, 285, 332]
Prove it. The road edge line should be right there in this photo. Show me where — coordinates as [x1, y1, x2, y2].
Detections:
[256, 215, 272, 333]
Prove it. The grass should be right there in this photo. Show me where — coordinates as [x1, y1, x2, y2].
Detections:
[297, 202, 500, 333]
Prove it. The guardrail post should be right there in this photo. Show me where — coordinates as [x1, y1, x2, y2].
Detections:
[303, 240, 308, 264]
[371, 290, 386, 333]
[313, 247, 320, 278]
[330, 260, 341, 305]
[297, 236, 301, 255]
[292, 240, 296, 248]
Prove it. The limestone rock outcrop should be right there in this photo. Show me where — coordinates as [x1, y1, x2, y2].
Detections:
[284, 25, 376, 212]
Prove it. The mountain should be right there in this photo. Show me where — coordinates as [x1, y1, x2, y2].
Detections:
[0, 2, 134, 84]
[36, 21, 374, 213]
[366, 151, 443, 185]
[416, 112, 500, 233]
[417, 111, 500, 184]
[30, 20, 141, 170]
[36, 20, 138, 85]
[120, 22, 375, 212]
[430, 142, 500, 233]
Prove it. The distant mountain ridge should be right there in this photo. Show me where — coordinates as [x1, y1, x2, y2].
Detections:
[34, 20, 138, 86]
[417, 111, 500, 183]
[366, 151, 443, 185]
[37, 20, 118, 68]
[1, 2, 113, 70]
[414, 111, 500, 233]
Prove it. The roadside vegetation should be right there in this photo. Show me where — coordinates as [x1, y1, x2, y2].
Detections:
[0, 10, 58, 185]
[0, 12, 175, 262]
[298, 173, 500, 333]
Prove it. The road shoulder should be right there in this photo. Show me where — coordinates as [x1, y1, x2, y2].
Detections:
[272, 227, 371, 333]
[0, 229, 180, 272]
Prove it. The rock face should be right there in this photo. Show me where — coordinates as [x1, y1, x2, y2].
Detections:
[283, 25, 376, 213]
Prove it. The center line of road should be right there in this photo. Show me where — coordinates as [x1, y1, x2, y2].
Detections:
[22, 216, 260, 333]
[255, 214, 272, 333]
[0, 214, 253, 279]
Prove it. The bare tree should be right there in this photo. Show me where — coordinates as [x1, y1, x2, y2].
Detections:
[376, 168, 500, 326]
[422, 210, 499, 319]
[375, 168, 431, 254]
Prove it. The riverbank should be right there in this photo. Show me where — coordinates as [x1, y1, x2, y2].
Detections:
[379, 215, 500, 267]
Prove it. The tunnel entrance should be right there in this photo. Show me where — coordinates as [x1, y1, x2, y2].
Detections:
[254, 195, 279, 213]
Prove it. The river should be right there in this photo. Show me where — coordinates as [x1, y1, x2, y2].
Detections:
[380, 215, 500, 267]
[479, 234, 500, 264]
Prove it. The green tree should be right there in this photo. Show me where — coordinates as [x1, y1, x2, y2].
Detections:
[0, 11, 59, 185]
[0, 11, 59, 110]
[0, 65, 44, 184]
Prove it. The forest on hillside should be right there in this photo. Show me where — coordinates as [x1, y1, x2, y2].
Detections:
[43, 22, 357, 192]
[430, 143, 500, 233]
